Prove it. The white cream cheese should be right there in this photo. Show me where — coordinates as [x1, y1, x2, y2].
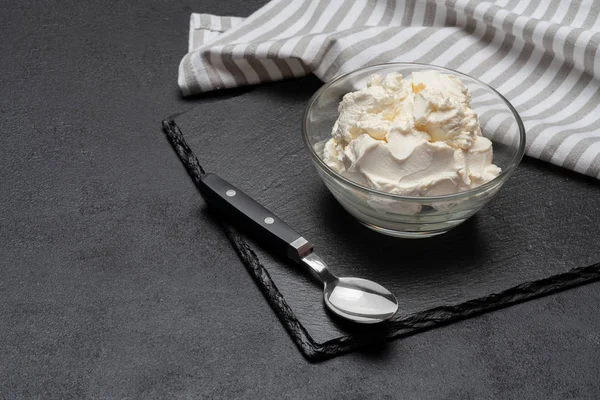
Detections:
[323, 71, 501, 197]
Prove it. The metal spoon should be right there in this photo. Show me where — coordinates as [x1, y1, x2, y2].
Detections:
[199, 173, 399, 324]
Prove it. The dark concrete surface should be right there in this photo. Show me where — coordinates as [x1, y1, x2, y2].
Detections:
[1, 0, 599, 398]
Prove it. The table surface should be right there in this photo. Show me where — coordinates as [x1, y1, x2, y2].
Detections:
[1, 0, 599, 398]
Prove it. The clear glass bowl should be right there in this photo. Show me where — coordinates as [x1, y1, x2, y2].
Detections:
[302, 63, 526, 238]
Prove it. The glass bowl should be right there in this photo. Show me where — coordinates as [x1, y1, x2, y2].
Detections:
[302, 63, 526, 238]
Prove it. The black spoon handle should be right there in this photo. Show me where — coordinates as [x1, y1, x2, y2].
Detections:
[199, 173, 313, 262]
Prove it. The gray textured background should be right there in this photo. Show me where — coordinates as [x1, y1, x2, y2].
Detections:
[1, 0, 600, 398]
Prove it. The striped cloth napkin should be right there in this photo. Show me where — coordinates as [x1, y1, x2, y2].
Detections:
[178, 0, 600, 179]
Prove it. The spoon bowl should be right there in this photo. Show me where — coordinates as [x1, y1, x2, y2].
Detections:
[324, 277, 399, 324]
[302, 252, 398, 323]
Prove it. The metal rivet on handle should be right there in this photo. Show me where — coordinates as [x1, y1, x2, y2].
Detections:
[264, 217, 274, 224]
[226, 190, 236, 197]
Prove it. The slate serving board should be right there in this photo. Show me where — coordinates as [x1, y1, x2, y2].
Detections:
[163, 76, 600, 361]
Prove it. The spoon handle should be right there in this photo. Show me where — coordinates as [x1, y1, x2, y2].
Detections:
[199, 173, 313, 262]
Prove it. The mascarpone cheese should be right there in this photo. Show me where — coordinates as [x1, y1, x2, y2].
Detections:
[323, 71, 501, 197]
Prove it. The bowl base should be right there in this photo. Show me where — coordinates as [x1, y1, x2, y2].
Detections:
[359, 221, 459, 239]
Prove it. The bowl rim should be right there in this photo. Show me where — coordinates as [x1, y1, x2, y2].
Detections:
[302, 62, 526, 202]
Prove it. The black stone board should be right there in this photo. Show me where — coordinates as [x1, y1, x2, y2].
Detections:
[164, 77, 600, 360]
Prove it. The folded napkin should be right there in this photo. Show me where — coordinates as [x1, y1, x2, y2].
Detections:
[178, 0, 600, 179]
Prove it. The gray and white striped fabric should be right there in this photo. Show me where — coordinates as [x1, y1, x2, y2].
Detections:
[179, 0, 600, 179]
